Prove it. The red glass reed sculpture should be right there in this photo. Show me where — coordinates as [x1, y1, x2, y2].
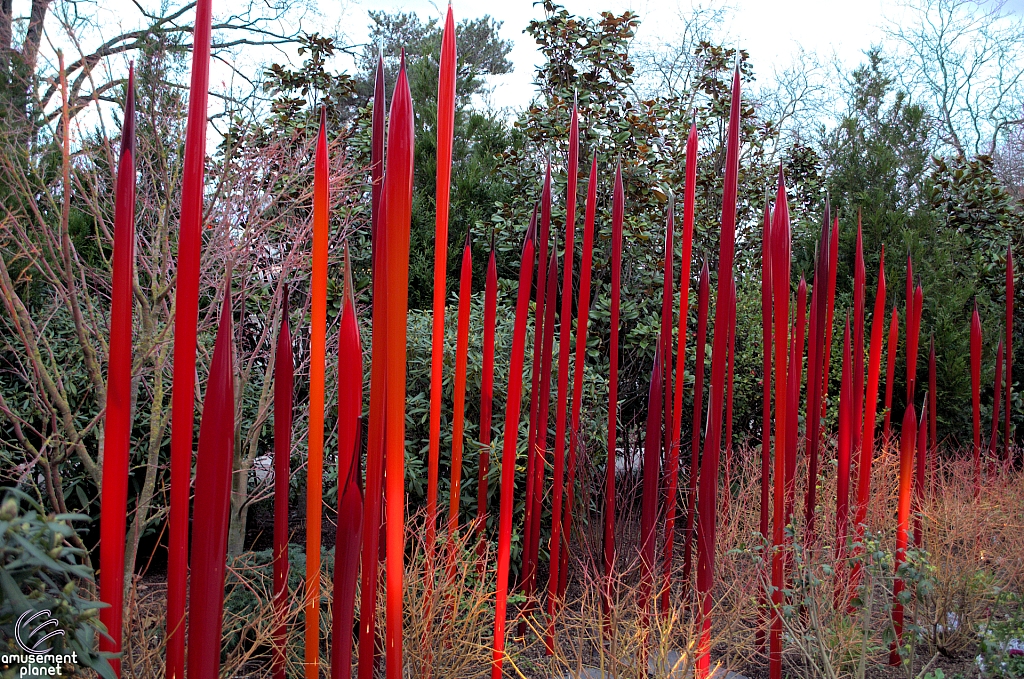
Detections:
[272, 288, 293, 679]
[166, 2, 213, 673]
[358, 194, 388, 679]
[522, 244, 557, 633]
[186, 274, 235, 679]
[603, 163, 624, 620]
[785, 279, 807, 529]
[640, 349, 664, 628]
[694, 64, 741, 679]
[382, 55, 415, 679]
[804, 211, 830, 545]
[883, 308, 899, 443]
[821, 217, 840, 417]
[545, 104, 580, 648]
[972, 303, 982, 497]
[990, 340, 1004, 460]
[332, 250, 363, 679]
[890, 404, 917, 666]
[305, 107, 331, 679]
[524, 173, 550, 585]
[852, 250, 887, 587]
[560, 153, 598, 599]
[914, 395, 928, 550]
[476, 236, 499, 542]
[491, 222, 537, 679]
[768, 168, 792, 679]
[724, 275, 737, 499]
[852, 216, 866, 472]
[756, 199, 771, 651]
[658, 198, 676, 517]
[664, 121, 699, 613]
[682, 263, 710, 599]
[907, 280, 922, 403]
[449, 235, 473, 533]
[426, 6, 457, 553]
[99, 66, 135, 677]
[929, 339, 937, 492]
[1005, 244, 1013, 461]
[834, 317, 853, 600]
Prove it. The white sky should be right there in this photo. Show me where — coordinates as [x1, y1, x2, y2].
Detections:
[330, 0, 1024, 112]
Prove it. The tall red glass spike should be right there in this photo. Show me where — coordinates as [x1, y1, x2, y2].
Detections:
[491, 222, 536, 679]
[306, 107, 331, 679]
[186, 274, 235, 679]
[522, 243, 557, 636]
[768, 167, 792, 679]
[272, 288, 293, 679]
[1005, 244, 1013, 461]
[382, 54, 415, 679]
[545, 103, 580, 648]
[834, 316, 853, 606]
[99, 65, 135, 677]
[560, 153, 599, 599]
[804, 207, 830, 545]
[524, 174, 550, 586]
[332, 249, 363, 679]
[358, 190, 388, 679]
[990, 340, 1004, 460]
[476, 236, 499, 543]
[166, 1, 213, 674]
[682, 263, 710, 601]
[914, 395, 928, 550]
[603, 164, 624, 622]
[724, 275, 737, 501]
[426, 6, 458, 554]
[665, 121, 699, 613]
[756, 198, 771, 651]
[883, 308, 899, 443]
[889, 404, 916, 666]
[852, 250, 887, 588]
[640, 348, 664, 632]
[695, 63, 741, 679]
[821, 216, 840, 419]
[852, 216, 866, 476]
[449, 235, 473, 532]
[786, 279, 807, 531]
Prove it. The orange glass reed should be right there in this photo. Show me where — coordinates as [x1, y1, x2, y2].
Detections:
[332, 249, 363, 679]
[426, 6, 457, 554]
[305, 107, 331, 679]
[889, 404, 917, 666]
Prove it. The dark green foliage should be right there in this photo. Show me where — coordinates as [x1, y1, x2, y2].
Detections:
[0, 490, 114, 678]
